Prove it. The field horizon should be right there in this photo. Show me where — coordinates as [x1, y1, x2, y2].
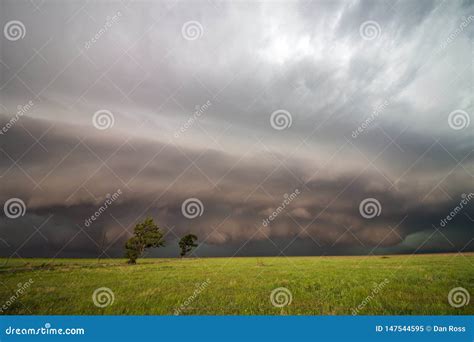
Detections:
[1, 253, 472, 315]
[2, 251, 471, 260]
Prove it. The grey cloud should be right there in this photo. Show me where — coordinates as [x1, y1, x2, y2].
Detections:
[0, 0, 473, 257]
[0, 115, 472, 257]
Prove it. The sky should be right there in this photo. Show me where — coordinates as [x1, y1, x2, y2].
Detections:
[0, 0, 473, 258]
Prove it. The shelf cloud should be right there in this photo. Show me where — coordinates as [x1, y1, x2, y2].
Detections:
[1, 0, 473, 257]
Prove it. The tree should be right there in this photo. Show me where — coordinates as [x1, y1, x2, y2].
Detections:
[178, 234, 198, 258]
[125, 217, 165, 264]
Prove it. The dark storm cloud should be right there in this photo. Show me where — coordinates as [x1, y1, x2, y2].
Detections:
[0, 0, 473, 257]
[0, 115, 472, 257]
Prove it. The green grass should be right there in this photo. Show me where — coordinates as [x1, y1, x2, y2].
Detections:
[0, 254, 472, 315]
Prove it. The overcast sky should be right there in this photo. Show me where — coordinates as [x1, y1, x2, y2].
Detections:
[0, 0, 473, 258]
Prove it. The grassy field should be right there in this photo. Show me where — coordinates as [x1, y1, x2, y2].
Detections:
[0, 254, 472, 315]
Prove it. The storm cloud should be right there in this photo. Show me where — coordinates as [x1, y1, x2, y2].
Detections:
[0, 0, 473, 258]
